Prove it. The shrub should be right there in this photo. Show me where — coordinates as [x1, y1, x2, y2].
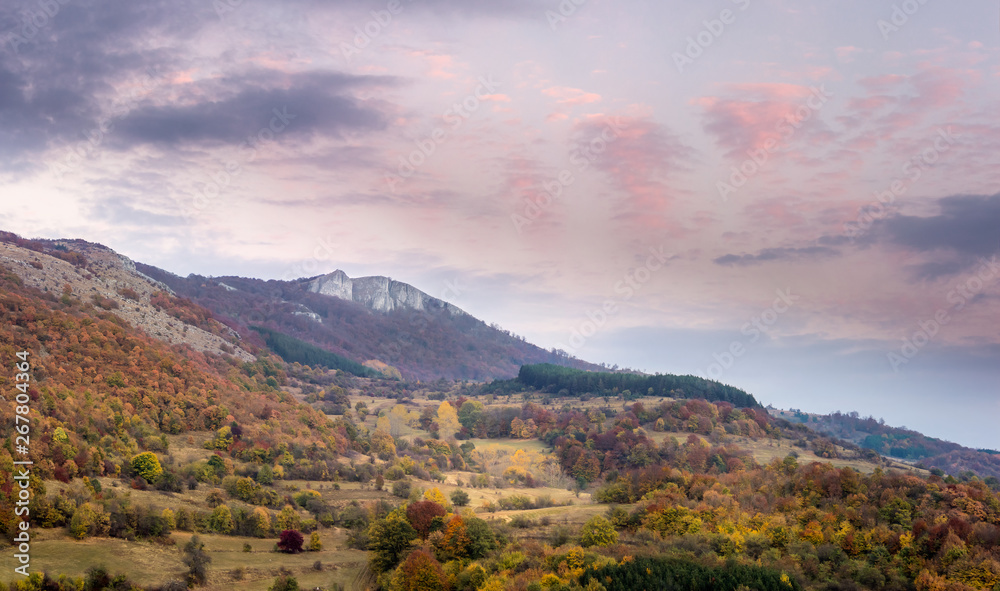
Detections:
[268, 575, 300, 591]
[308, 531, 323, 551]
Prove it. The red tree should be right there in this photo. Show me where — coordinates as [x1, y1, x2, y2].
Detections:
[278, 529, 304, 553]
[406, 501, 446, 539]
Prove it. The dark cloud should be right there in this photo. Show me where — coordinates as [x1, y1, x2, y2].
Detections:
[877, 193, 1000, 259]
[714, 246, 839, 266]
[861, 193, 1000, 279]
[112, 71, 394, 148]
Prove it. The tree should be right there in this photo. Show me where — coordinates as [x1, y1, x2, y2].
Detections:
[131, 452, 163, 483]
[371, 430, 397, 461]
[308, 531, 323, 551]
[436, 515, 471, 560]
[423, 487, 449, 509]
[368, 508, 418, 573]
[406, 500, 446, 539]
[437, 401, 460, 440]
[580, 515, 619, 547]
[278, 529, 305, 553]
[572, 452, 600, 484]
[464, 517, 497, 559]
[458, 400, 485, 434]
[390, 549, 447, 591]
[183, 535, 211, 586]
[450, 489, 471, 507]
[209, 504, 234, 534]
[251, 507, 272, 537]
[69, 502, 108, 539]
[277, 504, 302, 531]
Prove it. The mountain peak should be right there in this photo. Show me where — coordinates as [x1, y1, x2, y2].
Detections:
[306, 270, 465, 316]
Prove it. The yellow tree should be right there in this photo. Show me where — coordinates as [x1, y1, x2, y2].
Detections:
[388, 405, 411, 437]
[437, 402, 460, 440]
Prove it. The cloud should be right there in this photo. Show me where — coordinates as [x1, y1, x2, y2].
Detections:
[873, 193, 1000, 278]
[112, 71, 394, 148]
[542, 86, 602, 106]
[573, 114, 693, 227]
[714, 246, 839, 266]
[695, 83, 831, 160]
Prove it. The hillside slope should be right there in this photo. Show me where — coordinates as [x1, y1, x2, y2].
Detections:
[0, 263, 355, 537]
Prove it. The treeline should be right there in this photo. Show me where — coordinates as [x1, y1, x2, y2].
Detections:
[489, 363, 759, 408]
[252, 326, 376, 377]
[582, 556, 802, 591]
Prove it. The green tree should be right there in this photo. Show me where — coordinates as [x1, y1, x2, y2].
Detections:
[209, 504, 234, 534]
[368, 508, 418, 573]
[450, 489, 471, 507]
[580, 515, 619, 547]
[131, 452, 163, 483]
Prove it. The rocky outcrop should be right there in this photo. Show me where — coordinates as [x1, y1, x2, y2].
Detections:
[307, 270, 466, 316]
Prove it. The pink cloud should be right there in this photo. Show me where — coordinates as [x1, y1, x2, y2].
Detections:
[403, 50, 458, 79]
[542, 86, 602, 106]
[835, 46, 863, 62]
[573, 115, 692, 230]
[695, 83, 831, 160]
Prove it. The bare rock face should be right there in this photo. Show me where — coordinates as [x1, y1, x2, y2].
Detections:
[307, 270, 465, 316]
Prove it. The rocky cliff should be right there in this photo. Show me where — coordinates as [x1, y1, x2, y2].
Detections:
[307, 270, 466, 316]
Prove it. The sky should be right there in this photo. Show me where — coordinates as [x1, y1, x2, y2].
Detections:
[1, 0, 998, 448]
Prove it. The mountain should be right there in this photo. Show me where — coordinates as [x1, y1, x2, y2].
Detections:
[771, 408, 1000, 483]
[135, 264, 605, 381]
